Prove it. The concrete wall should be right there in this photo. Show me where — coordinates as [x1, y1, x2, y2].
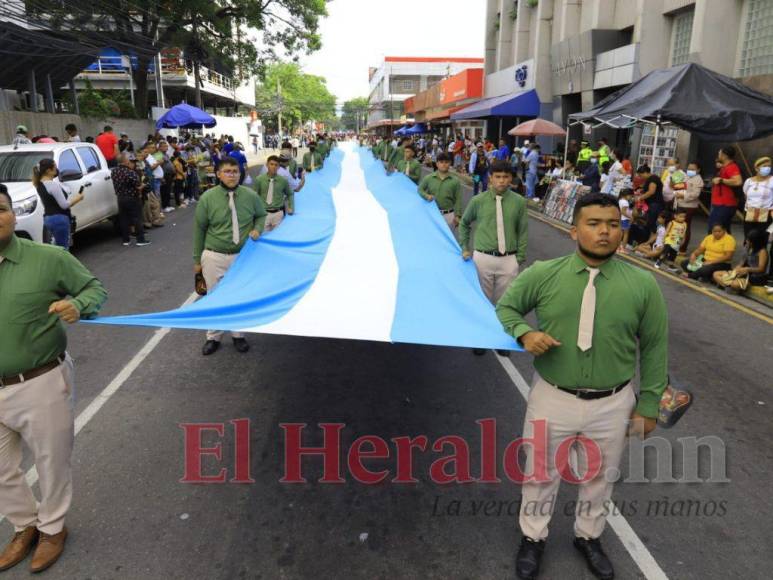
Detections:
[0, 112, 155, 147]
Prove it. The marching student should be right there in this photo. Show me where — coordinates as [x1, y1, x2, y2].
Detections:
[418, 152, 463, 232]
[395, 144, 422, 184]
[254, 156, 294, 232]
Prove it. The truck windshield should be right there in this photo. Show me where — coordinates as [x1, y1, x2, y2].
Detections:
[0, 152, 53, 182]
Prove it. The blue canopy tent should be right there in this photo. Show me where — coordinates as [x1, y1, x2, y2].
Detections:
[406, 123, 428, 135]
[394, 125, 410, 136]
[155, 103, 217, 129]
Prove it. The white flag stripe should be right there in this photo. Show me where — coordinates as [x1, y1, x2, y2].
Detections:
[242, 143, 399, 341]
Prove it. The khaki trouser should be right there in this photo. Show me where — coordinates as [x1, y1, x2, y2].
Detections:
[0, 354, 75, 535]
[201, 249, 244, 342]
[472, 251, 520, 304]
[264, 211, 284, 232]
[441, 210, 456, 234]
[519, 373, 636, 541]
[143, 193, 164, 227]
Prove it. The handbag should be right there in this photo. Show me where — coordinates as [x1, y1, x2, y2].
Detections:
[195, 273, 207, 296]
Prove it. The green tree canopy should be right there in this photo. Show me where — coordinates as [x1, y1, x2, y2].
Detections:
[255, 63, 337, 132]
[340, 97, 369, 132]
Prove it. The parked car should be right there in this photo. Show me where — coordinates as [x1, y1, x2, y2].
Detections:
[0, 143, 118, 244]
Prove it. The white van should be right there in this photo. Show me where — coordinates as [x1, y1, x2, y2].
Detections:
[0, 143, 118, 244]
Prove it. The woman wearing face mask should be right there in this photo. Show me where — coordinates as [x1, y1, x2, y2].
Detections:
[742, 156, 773, 237]
[674, 161, 703, 252]
[32, 158, 84, 250]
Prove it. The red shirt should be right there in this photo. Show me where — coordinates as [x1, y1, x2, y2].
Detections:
[711, 162, 740, 207]
[95, 132, 119, 161]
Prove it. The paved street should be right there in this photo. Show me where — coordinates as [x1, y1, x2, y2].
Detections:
[2, 167, 770, 580]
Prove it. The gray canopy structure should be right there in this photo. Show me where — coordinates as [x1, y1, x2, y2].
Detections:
[566, 62, 773, 169]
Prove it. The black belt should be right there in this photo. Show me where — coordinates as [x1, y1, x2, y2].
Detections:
[0, 354, 65, 388]
[440, 209, 455, 214]
[266, 208, 284, 213]
[478, 250, 517, 257]
[553, 380, 630, 400]
[204, 248, 238, 255]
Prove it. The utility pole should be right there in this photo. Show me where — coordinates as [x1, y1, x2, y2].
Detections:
[277, 78, 283, 136]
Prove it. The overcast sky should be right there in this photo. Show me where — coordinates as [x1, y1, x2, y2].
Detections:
[300, 0, 486, 104]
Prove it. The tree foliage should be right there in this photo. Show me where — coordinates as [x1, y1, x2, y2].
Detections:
[254, 63, 336, 131]
[340, 97, 369, 132]
[32, 0, 329, 115]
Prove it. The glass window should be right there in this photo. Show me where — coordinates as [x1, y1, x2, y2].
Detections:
[671, 10, 694, 66]
[58, 149, 82, 179]
[739, 0, 773, 76]
[402, 79, 414, 91]
[77, 146, 101, 173]
[0, 152, 53, 182]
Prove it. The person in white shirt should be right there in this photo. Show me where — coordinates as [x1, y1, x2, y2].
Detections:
[64, 124, 81, 143]
[601, 151, 624, 195]
[742, 156, 773, 237]
[12, 125, 31, 147]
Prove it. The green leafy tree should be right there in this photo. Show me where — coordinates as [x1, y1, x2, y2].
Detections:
[340, 97, 369, 132]
[32, 0, 329, 115]
[255, 63, 336, 132]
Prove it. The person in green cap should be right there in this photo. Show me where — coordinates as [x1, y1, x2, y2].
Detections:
[418, 152, 463, 233]
[394, 144, 422, 184]
[254, 155, 293, 232]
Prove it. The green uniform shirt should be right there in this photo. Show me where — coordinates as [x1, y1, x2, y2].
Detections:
[378, 142, 392, 162]
[395, 159, 422, 184]
[495, 253, 669, 418]
[0, 235, 107, 376]
[459, 189, 528, 263]
[418, 172, 463, 215]
[303, 151, 324, 172]
[388, 146, 404, 168]
[254, 173, 294, 212]
[193, 184, 267, 264]
[316, 141, 329, 159]
[287, 158, 298, 177]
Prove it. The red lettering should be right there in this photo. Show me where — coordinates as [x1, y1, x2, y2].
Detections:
[230, 418, 255, 483]
[430, 436, 474, 484]
[348, 436, 390, 484]
[179, 423, 227, 483]
[555, 436, 603, 484]
[503, 419, 549, 483]
[477, 418, 502, 483]
[391, 435, 428, 483]
[280, 423, 345, 483]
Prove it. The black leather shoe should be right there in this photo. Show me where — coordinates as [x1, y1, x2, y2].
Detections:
[202, 340, 220, 356]
[496, 349, 510, 357]
[515, 536, 545, 580]
[232, 337, 250, 353]
[472, 348, 486, 356]
[573, 537, 614, 580]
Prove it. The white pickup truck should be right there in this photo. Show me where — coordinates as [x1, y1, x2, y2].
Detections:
[0, 142, 119, 244]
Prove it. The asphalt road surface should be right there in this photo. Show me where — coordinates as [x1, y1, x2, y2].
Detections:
[3, 164, 772, 580]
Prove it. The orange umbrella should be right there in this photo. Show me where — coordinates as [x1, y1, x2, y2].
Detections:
[508, 118, 566, 137]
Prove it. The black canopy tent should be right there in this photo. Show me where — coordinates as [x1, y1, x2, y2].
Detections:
[565, 62, 773, 171]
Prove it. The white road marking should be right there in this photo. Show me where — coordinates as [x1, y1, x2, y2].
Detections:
[492, 353, 670, 580]
[0, 292, 199, 527]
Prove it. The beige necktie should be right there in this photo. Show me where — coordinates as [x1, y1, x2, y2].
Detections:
[383, 146, 388, 161]
[266, 178, 275, 205]
[495, 194, 507, 254]
[577, 267, 600, 351]
[404, 162, 410, 176]
[227, 190, 239, 245]
[310, 155, 315, 171]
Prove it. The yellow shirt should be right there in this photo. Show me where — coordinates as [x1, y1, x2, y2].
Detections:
[701, 233, 736, 262]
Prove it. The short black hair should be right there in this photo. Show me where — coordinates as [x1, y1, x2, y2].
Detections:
[267, 155, 280, 164]
[0, 183, 10, 206]
[720, 146, 736, 159]
[636, 164, 651, 174]
[404, 144, 416, 154]
[436, 152, 451, 163]
[103, 125, 113, 132]
[65, 123, 77, 132]
[490, 160, 512, 175]
[573, 192, 620, 223]
[219, 156, 240, 169]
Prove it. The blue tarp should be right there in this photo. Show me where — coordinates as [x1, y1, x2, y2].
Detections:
[406, 123, 428, 135]
[451, 89, 541, 120]
[155, 103, 217, 129]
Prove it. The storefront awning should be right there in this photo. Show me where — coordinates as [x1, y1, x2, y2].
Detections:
[451, 89, 540, 120]
[426, 105, 468, 121]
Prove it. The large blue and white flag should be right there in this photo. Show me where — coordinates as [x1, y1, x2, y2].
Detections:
[87, 143, 521, 351]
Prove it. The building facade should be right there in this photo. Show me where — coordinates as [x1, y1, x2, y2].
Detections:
[366, 56, 484, 133]
[482, 0, 773, 171]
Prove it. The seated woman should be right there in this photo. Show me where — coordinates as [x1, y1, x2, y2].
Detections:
[680, 223, 737, 281]
[712, 229, 769, 292]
